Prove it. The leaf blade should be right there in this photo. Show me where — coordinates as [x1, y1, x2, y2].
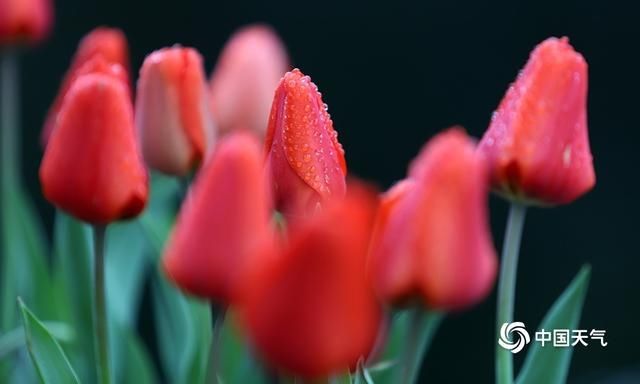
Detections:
[1, 186, 51, 331]
[516, 265, 591, 384]
[19, 299, 80, 384]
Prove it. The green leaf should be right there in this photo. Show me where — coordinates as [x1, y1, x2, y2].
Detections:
[104, 222, 154, 382]
[105, 221, 152, 327]
[354, 359, 375, 384]
[152, 270, 211, 384]
[1, 186, 54, 383]
[114, 323, 158, 384]
[50, 212, 155, 383]
[0, 321, 74, 360]
[1, 185, 51, 331]
[50, 212, 95, 382]
[516, 265, 591, 384]
[329, 372, 352, 384]
[216, 311, 268, 384]
[18, 298, 80, 384]
[366, 361, 395, 375]
[138, 172, 181, 256]
[368, 311, 406, 383]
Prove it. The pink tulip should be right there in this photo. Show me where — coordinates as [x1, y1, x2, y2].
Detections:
[210, 24, 289, 137]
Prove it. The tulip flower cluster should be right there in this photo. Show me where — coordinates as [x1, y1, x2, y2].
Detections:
[0, 1, 596, 382]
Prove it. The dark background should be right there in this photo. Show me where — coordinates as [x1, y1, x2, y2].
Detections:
[16, 0, 639, 382]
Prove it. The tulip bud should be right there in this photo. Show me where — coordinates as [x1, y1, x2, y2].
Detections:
[210, 24, 288, 137]
[478, 37, 595, 205]
[371, 128, 497, 311]
[42, 27, 130, 145]
[0, 0, 53, 45]
[162, 132, 272, 304]
[67, 55, 129, 92]
[265, 68, 347, 219]
[241, 184, 382, 378]
[40, 73, 148, 224]
[135, 46, 215, 176]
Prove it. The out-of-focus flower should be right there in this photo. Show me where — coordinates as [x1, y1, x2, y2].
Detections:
[371, 128, 497, 311]
[0, 0, 53, 45]
[136, 46, 215, 176]
[265, 68, 346, 219]
[210, 24, 288, 137]
[64, 55, 129, 91]
[241, 183, 382, 378]
[368, 178, 414, 252]
[478, 37, 595, 205]
[42, 27, 129, 145]
[162, 132, 272, 304]
[40, 73, 147, 224]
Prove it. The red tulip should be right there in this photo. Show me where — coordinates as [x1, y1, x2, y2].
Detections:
[241, 183, 382, 378]
[162, 132, 273, 303]
[0, 0, 52, 45]
[371, 128, 497, 310]
[64, 55, 128, 92]
[210, 24, 288, 137]
[42, 27, 129, 145]
[265, 68, 347, 219]
[478, 37, 595, 205]
[136, 46, 215, 176]
[368, 178, 414, 253]
[40, 73, 147, 224]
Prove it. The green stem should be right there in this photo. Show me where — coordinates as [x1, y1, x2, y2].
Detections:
[495, 203, 527, 384]
[207, 304, 226, 384]
[397, 309, 444, 384]
[93, 225, 111, 384]
[1, 50, 19, 190]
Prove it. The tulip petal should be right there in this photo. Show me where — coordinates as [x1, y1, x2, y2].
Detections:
[162, 133, 272, 304]
[265, 69, 347, 217]
[42, 27, 129, 146]
[372, 128, 497, 311]
[242, 184, 382, 378]
[40, 74, 148, 224]
[210, 24, 289, 136]
[136, 47, 214, 176]
[0, 0, 53, 44]
[479, 37, 595, 205]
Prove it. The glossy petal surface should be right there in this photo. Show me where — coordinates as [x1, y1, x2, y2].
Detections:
[478, 37, 595, 205]
[40, 74, 148, 224]
[265, 69, 346, 218]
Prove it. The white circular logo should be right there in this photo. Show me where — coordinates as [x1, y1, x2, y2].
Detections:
[498, 322, 530, 354]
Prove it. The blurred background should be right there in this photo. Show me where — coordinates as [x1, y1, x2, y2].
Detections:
[15, 0, 639, 382]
